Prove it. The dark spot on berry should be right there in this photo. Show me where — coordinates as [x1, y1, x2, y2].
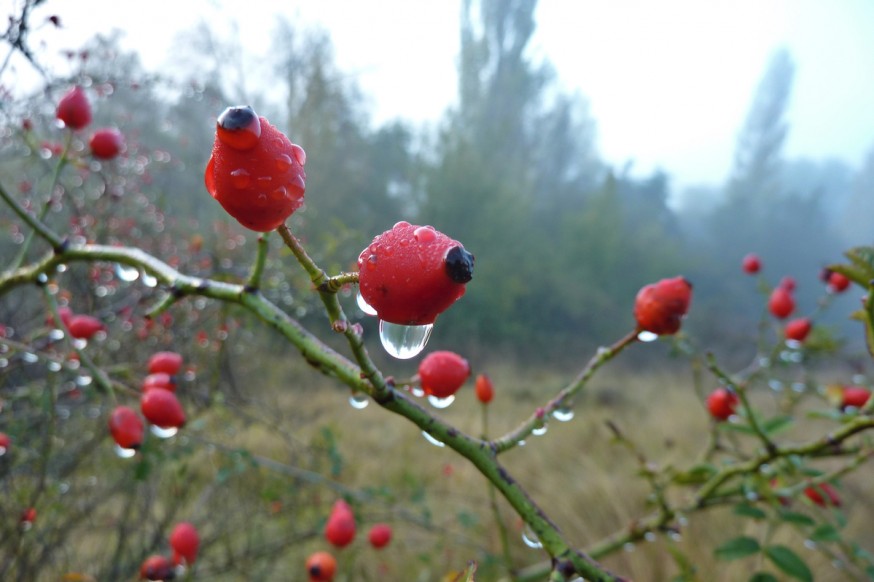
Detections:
[445, 246, 474, 284]
[309, 565, 322, 576]
[218, 106, 257, 131]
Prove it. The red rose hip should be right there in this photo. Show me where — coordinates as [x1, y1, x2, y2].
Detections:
[141, 389, 186, 429]
[741, 253, 761, 274]
[633, 276, 692, 335]
[418, 351, 471, 399]
[784, 317, 812, 343]
[768, 287, 795, 319]
[706, 387, 738, 421]
[89, 128, 124, 159]
[169, 522, 200, 565]
[148, 351, 184, 376]
[475, 373, 494, 404]
[108, 405, 145, 449]
[324, 500, 356, 548]
[306, 551, 337, 582]
[56, 86, 91, 130]
[368, 523, 392, 549]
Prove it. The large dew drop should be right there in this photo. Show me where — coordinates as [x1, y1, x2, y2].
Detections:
[427, 394, 455, 409]
[113, 444, 137, 458]
[421, 431, 445, 447]
[552, 407, 574, 422]
[150, 425, 178, 439]
[114, 263, 139, 282]
[521, 525, 543, 549]
[379, 320, 433, 359]
[356, 292, 377, 316]
[637, 330, 659, 342]
[349, 393, 369, 410]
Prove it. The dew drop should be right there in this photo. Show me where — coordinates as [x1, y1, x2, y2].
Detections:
[0, 358, 7, 369]
[356, 293, 377, 316]
[113, 444, 137, 458]
[552, 407, 574, 422]
[229, 169, 250, 188]
[349, 393, 369, 410]
[57, 264, 68, 272]
[521, 525, 543, 549]
[768, 379, 784, 392]
[47, 361, 62, 372]
[410, 386, 425, 398]
[366, 254, 378, 271]
[379, 320, 433, 359]
[644, 531, 657, 542]
[114, 263, 139, 282]
[291, 144, 306, 165]
[804, 539, 817, 550]
[422, 431, 445, 447]
[22, 352, 39, 363]
[49, 329, 65, 341]
[413, 226, 436, 244]
[623, 542, 635, 553]
[141, 272, 158, 287]
[669, 531, 682, 542]
[150, 425, 178, 439]
[0, 446, 6, 456]
[637, 330, 659, 342]
[76, 375, 92, 386]
[532, 425, 548, 436]
[427, 394, 455, 409]
[275, 153, 292, 172]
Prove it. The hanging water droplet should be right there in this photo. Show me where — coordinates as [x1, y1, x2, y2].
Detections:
[72, 338, 87, 349]
[349, 393, 369, 409]
[379, 320, 433, 359]
[623, 542, 635, 552]
[57, 264, 68, 272]
[49, 329, 65, 341]
[427, 394, 455, 409]
[637, 330, 658, 342]
[669, 531, 682, 542]
[150, 425, 178, 439]
[421, 431, 445, 447]
[0, 358, 7, 369]
[114, 263, 139, 282]
[37, 273, 48, 284]
[47, 361, 62, 372]
[141, 272, 158, 287]
[532, 425, 548, 436]
[356, 293, 377, 316]
[552, 407, 574, 422]
[113, 443, 137, 458]
[0, 446, 7, 456]
[76, 375, 92, 386]
[275, 153, 292, 172]
[521, 525, 543, 549]
[644, 531, 657, 542]
[21, 352, 39, 363]
[410, 386, 425, 398]
[768, 379, 783, 392]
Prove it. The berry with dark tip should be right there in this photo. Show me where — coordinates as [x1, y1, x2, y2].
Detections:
[306, 551, 337, 582]
[108, 405, 144, 449]
[633, 276, 692, 335]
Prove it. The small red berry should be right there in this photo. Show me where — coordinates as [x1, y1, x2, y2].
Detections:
[741, 253, 761, 274]
[768, 287, 795, 319]
[324, 500, 356, 548]
[108, 405, 145, 449]
[475, 373, 494, 404]
[357, 222, 474, 325]
[20, 507, 36, 525]
[633, 276, 693, 335]
[140, 389, 186, 429]
[142, 372, 176, 392]
[139, 555, 175, 580]
[67, 314, 105, 339]
[0, 432, 10, 452]
[804, 482, 841, 507]
[306, 551, 337, 582]
[368, 523, 392, 549]
[204, 105, 306, 232]
[827, 271, 850, 293]
[55, 306, 73, 328]
[89, 128, 125, 159]
[841, 386, 871, 409]
[784, 317, 812, 343]
[148, 350, 184, 375]
[418, 351, 471, 399]
[706, 387, 738, 421]
[778, 276, 796, 292]
[56, 86, 92, 130]
[169, 522, 200, 565]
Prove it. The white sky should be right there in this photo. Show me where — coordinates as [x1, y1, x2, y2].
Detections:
[7, 0, 874, 194]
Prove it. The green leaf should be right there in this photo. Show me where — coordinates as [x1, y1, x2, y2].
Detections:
[734, 503, 767, 520]
[715, 536, 761, 560]
[764, 545, 813, 582]
[810, 523, 841, 542]
[761, 415, 794, 436]
[749, 573, 779, 582]
[777, 509, 816, 526]
[831, 246, 874, 285]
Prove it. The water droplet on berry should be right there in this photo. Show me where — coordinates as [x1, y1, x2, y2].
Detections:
[150, 425, 178, 439]
[521, 525, 542, 548]
[291, 143, 306, 166]
[637, 330, 658, 342]
[422, 431, 445, 447]
[230, 168, 251, 189]
[532, 425, 548, 436]
[356, 293, 377, 316]
[113, 444, 137, 458]
[427, 394, 455, 409]
[349, 393, 369, 409]
[552, 407, 574, 422]
[115, 263, 139, 282]
[366, 254, 378, 271]
[275, 153, 292, 172]
[0, 446, 7, 456]
[393, 220, 411, 229]
[378, 321, 433, 359]
[414, 226, 436, 244]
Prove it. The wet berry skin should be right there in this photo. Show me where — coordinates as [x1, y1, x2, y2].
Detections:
[784, 317, 812, 342]
[140, 389, 186, 429]
[368, 523, 392, 549]
[205, 105, 306, 232]
[169, 522, 200, 565]
[108, 405, 145, 449]
[357, 222, 474, 325]
[418, 351, 471, 399]
[56, 86, 91, 130]
[706, 387, 738, 421]
[324, 500, 356, 548]
[633, 276, 692, 335]
[306, 551, 337, 582]
[768, 287, 795, 319]
[89, 128, 124, 159]
[148, 351, 183, 376]
[67, 314, 105, 339]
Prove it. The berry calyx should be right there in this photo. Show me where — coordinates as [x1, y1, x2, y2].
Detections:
[368, 523, 392, 549]
[205, 105, 306, 232]
[139, 555, 175, 581]
[706, 387, 738, 421]
[56, 86, 91, 130]
[418, 351, 471, 399]
[148, 351, 184, 376]
[140, 389, 186, 429]
[804, 482, 841, 507]
[633, 276, 693, 335]
[89, 128, 124, 159]
[306, 551, 337, 582]
[768, 287, 795, 319]
[169, 522, 200, 565]
[108, 405, 145, 449]
[741, 253, 761, 274]
[324, 500, 356, 548]
[357, 222, 474, 325]
[827, 271, 850, 293]
[784, 317, 812, 343]
[841, 386, 871, 409]
[475, 373, 494, 404]
[67, 314, 105, 340]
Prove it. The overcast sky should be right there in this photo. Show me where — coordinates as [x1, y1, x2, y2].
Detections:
[7, 0, 874, 193]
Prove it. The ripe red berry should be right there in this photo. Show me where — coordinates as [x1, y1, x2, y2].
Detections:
[139, 555, 175, 581]
[142, 372, 176, 392]
[768, 287, 795, 319]
[827, 271, 850, 293]
[169, 522, 200, 565]
[0, 432, 10, 452]
[204, 105, 306, 232]
[141, 389, 186, 429]
[784, 317, 812, 343]
[741, 253, 761, 274]
[55, 306, 74, 328]
[633, 276, 693, 335]
[357, 222, 474, 325]
[67, 314, 105, 339]
[778, 276, 796, 292]
[418, 351, 471, 399]
[475, 373, 494, 404]
[56, 86, 92, 130]
[706, 387, 738, 421]
[841, 386, 871, 409]
[324, 500, 356, 548]
[20, 507, 36, 525]
[368, 523, 392, 549]
[89, 128, 124, 159]
[148, 351, 183, 376]
[804, 482, 841, 507]
[306, 551, 337, 582]
[108, 405, 145, 449]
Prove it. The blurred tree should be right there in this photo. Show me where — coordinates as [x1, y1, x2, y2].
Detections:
[842, 145, 874, 246]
